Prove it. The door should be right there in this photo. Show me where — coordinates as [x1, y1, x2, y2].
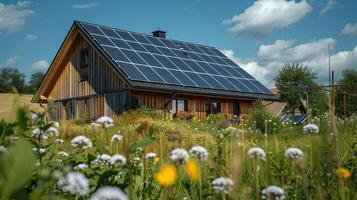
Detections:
[233, 100, 240, 117]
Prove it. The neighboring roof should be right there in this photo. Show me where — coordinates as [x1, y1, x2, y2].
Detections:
[33, 21, 278, 102]
[263, 101, 287, 116]
[270, 87, 280, 95]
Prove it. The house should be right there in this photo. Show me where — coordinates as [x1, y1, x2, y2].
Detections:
[32, 21, 277, 121]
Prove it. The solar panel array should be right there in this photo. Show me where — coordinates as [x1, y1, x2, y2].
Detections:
[79, 22, 272, 95]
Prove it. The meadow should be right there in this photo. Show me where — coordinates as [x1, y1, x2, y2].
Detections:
[0, 104, 356, 200]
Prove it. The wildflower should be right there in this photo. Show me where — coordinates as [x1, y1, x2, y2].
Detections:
[74, 163, 88, 170]
[145, 152, 157, 160]
[111, 134, 123, 143]
[285, 148, 304, 159]
[154, 157, 160, 163]
[223, 126, 238, 136]
[31, 128, 44, 139]
[170, 148, 190, 164]
[336, 167, 352, 178]
[90, 186, 128, 200]
[261, 185, 285, 200]
[95, 116, 114, 128]
[185, 159, 200, 182]
[90, 122, 102, 128]
[189, 146, 209, 160]
[70, 136, 93, 149]
[58, 151, 69, 157]
[303, 123, 319, 133]
[33, 148, 46, 154]
[45, 127, 59, 137]
[212, 177, 234, 193]
[0, 145, 7, 154]
[248, 147, 266, 160]
[57, 172, 89, 196]
[55, 139, 64, 144]
[31, 112, 40, 122]
[110, 154, 127, 166]
[155, 164, 177, 186]
[92, 154, 112, 165]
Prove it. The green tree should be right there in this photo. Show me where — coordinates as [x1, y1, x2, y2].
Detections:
[0, 68, 26, 93]
[27, 72, 45, 94]
[336, 69, 357, 118]
[274, 63, 325, 115]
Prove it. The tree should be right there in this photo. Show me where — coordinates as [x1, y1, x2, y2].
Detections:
[274, 63, 325, 115]
[336, 69, 357, 118]
[0, 68, 26, 93]
[27, 72, 45, 94]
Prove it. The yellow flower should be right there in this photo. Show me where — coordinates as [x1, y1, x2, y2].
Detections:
[185, 159, 200, 182]
[155, 164, 177, 186]
[336, 167, 352, 178]
[154, 157, 160, 164]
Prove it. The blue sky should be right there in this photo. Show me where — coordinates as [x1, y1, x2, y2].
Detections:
[0, 0, 356, 87]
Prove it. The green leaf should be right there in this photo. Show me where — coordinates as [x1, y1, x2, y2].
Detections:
[129, 138, 154, 153]
[0, 139, 35, 199]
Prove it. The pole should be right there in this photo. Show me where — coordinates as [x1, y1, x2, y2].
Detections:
[328, 44, 331, 87]
[343, 92, 346, 120]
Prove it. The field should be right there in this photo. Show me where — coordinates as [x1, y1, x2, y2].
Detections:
[0, 93, 43, 119]
[0, 106, 356, 200]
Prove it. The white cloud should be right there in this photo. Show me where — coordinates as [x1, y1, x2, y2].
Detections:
[31, 60, 49, 72]
[223, 0, 312, 38]
[25, 33, 38, 41]
[73, 2, 98, 9]
[222, 39, 357, 88]
[342, 23, 357, 38]
[320, 0, 336, 16]
[2, 56, 21, 67]
[0, 1, 34, 33]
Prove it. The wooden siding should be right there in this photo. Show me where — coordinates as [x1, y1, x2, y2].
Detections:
[47, 34, 127, 100]
[131, 90, 253, 121]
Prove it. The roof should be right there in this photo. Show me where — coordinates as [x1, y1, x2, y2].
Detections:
[263, 101, 287, 116]
[33, 21, 278, 102]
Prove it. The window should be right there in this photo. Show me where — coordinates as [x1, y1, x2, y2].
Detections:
[79, 48, 89, 81]
[167, 99, 188, 116]
[205, 101, 221, 116]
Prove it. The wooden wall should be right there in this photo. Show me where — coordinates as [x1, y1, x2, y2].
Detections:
[47, 34, 127, 100]
[131, 90, 253, 121]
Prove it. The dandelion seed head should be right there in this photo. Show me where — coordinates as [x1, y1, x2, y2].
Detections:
[95, 116, 114, 128]
[74, 163, 88, 170]
[70, 136, 93, 149]
[57, 172, 89, 196]
[248, 147, 266, 160]
[110, 154, 127, 166]
[145, 152, 157, 159]
[111, 134, 123, 143]
[90, 186, 128, 200]
[261, 185, 285, 200]
[303, 124, 319, 133]
[170, 148, 189, 164]
[0, 145, 7, 153]
[189, 146, 208, 160]
[212, 177, 234, 193]
[285, 147, 304, 159]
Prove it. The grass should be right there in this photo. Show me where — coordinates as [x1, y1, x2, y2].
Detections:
[0, 93, 43, 119]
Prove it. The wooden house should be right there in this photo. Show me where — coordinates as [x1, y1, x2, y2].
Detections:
[32, 21, 277, 121]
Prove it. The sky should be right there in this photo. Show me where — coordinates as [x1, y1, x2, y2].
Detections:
[0, 0, 356, 88]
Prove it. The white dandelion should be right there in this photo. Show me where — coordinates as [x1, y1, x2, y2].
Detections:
[0, 145, 7, 154]
[248, 147, 266, 160]
[145, 152, 157, 159]
[70, 136, 93, 149]
[285, 147, 304, 159]
[212, 177, 234, 193]
[261, 185, 286, 200]
[57, 172, 89, 196]
[74, 163, 88, 170]
[45, 127, 59, 137]
[111, 134, 123, 143]
[58, 151, 69, 157]
[170, 148, 190, 164]
[95, 116, 114, 128]
[90, 122, 102, 128]
[303, 124, 319, 133]
[92, 154, 112, 165]
[110, 154, 127, 166]
[189, 146, 209, 160]
[90, 186, 128, 200]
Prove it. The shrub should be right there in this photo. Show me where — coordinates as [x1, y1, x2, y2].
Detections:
[206, 113, 226, 124]
[249, 100, 282, 134]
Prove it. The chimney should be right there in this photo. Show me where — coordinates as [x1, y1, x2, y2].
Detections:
[152, 30, 166, 38]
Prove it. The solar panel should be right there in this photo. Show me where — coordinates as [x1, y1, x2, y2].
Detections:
[79, 22, 274, 95]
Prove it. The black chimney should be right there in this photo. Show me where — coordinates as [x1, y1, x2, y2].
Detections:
[152, 30, 166, 38]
